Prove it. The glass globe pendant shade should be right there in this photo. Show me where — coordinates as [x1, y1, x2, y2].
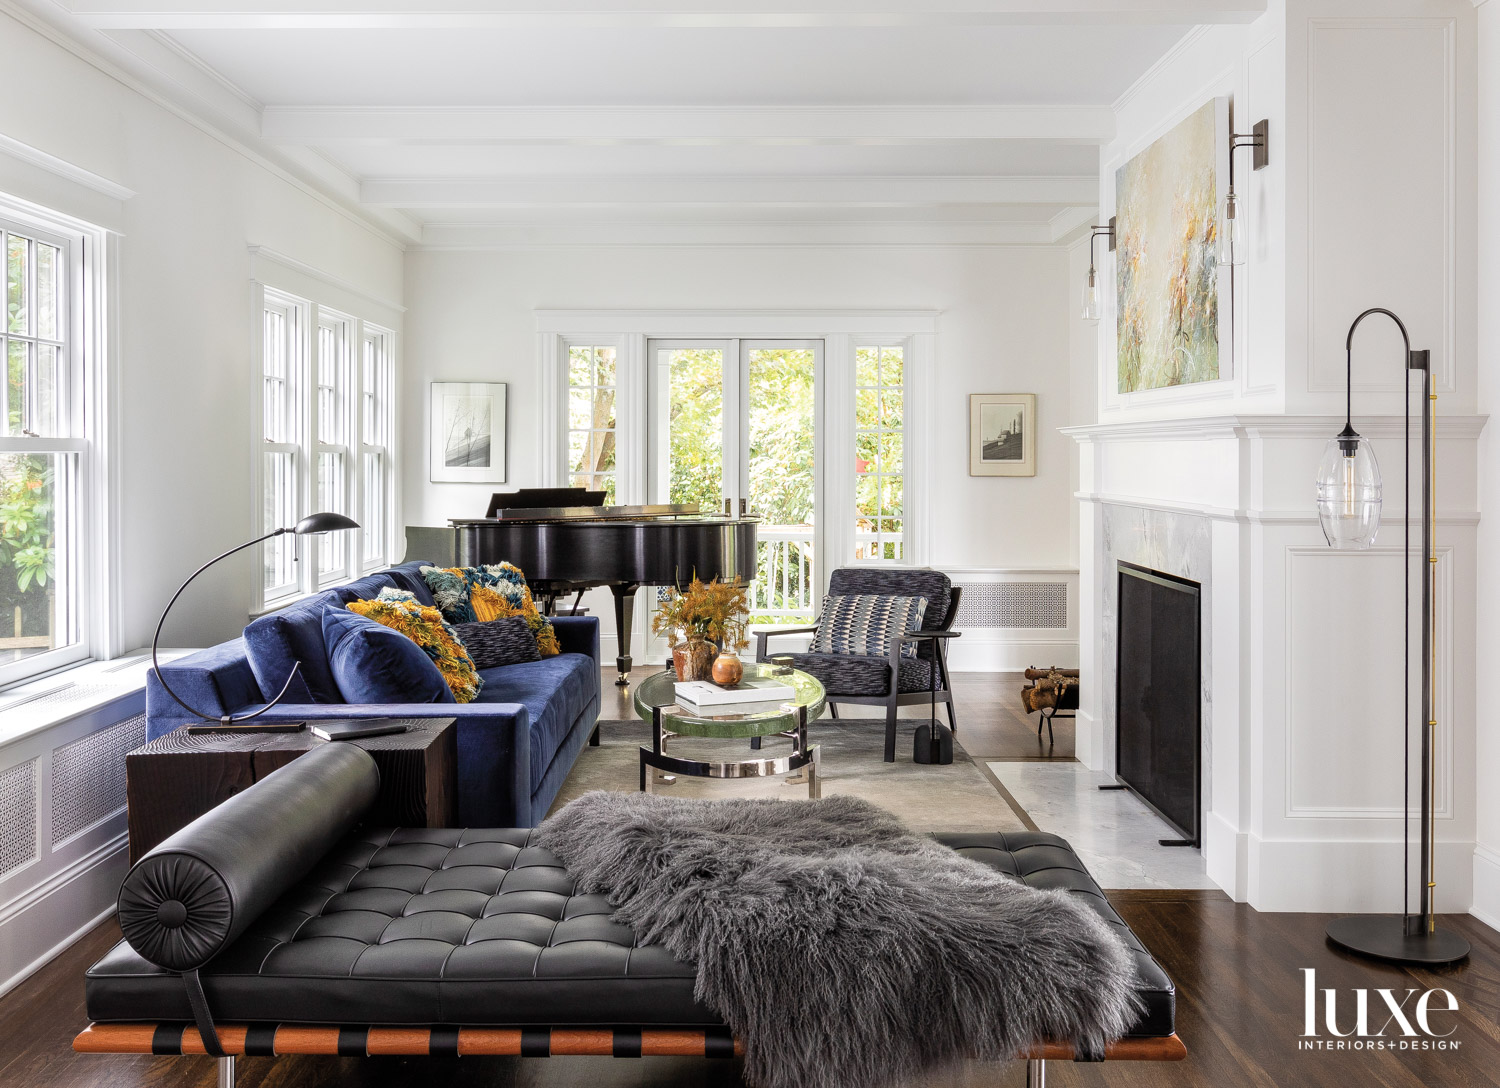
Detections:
[1082, 267, 1102, 323]
[1315, 435, 1382, 549]
[1218, 190, 1246, 267]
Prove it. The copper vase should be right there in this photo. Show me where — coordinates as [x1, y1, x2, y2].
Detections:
[711, 652, 744, 687]
[672, 639, 714, 682]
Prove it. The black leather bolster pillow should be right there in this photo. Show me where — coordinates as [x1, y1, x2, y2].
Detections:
[117, 743, 379, 972]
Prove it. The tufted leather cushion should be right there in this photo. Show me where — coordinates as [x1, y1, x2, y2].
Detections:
[89, 825, 1172, 1039]
[90, 825, 714, 1027]
[932, 831, 1175, 1038]
[116, 745, 380, 972]
[781, 652, 940, 697]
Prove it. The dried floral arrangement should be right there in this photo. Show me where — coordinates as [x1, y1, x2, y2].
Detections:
[651, 576, 750, 651]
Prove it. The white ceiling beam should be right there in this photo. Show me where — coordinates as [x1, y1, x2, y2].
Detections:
[417, 217, 1075, 248]
[361, 174, 1099, 206]
[262, 106, 1116, 145]
[63, 0, 1267, 30]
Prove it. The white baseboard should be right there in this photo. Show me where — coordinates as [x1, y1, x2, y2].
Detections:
[0, 831, 128, 998]
[1246, 834, 1474, 914]
[1073, 709, 1104, 770]
[1205, 810, 1249, 902]
[1472, 844, 1500, 933]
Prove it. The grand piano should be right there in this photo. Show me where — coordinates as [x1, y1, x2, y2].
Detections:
[442, 489, 759, 685]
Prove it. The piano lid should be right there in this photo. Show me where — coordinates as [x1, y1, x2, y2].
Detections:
[451, 502, 760, 525]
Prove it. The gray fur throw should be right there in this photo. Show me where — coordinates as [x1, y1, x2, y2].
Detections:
[536, 791, 1141, 1088]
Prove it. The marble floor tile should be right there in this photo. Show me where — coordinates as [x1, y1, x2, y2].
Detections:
[985, 760, 1221, 890]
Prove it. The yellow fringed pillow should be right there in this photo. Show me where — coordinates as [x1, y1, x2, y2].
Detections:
[421, 563, 560, 657]
[346, 592, 482, 702]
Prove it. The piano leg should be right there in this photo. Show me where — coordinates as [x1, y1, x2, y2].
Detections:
[611, 584, 638, 686]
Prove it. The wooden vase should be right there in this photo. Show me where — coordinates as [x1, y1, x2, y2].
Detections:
[673, 639, 715, 682]
[711, 652, 744, 687]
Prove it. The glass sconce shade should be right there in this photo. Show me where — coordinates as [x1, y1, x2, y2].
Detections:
[1082, 267, 1102, 323]
[1218, 191, 1245, 267]
[1315, 436, 1382, 549]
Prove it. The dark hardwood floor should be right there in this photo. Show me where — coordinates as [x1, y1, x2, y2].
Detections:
[9, 670, 1497, 1088]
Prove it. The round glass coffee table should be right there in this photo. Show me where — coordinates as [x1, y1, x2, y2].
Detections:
[632, 662, 826, 798]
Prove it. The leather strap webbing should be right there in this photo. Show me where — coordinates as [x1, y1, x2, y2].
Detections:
[182, 969, 226, 1058]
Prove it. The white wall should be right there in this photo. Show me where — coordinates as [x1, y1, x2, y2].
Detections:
[401, 244, 1077, 575]
[1074, 0, 1484, 914]
[0, 7, 405, 652]
[1473, 0, 1500, 933]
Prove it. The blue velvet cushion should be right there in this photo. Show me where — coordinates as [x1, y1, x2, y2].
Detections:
[473, 654, 598, 788]
[242, 563, 438, 704]
[321, 604, 456, 705]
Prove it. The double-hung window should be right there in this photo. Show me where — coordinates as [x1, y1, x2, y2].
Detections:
[566, 344, 618, 503]
[258, 287, 396, 608]
[0, 206, 102, 685]
[359, 326, 393, 571]
[315, 312, 353, 587]
[853, 343, 905, 561]
[261, 292, 303, 600]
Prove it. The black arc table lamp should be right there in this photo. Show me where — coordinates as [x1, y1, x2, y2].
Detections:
[150, 512, 360, 730]
[1315, 308, 1469, 965]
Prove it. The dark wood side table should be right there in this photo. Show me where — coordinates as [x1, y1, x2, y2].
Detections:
[126, 718, 457, 863]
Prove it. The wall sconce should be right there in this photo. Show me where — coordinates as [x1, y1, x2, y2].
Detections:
[1219, 118, 1269, 267]
[1081, 217, 1115, 324]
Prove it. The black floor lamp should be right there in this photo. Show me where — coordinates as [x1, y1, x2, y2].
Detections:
[151, 512, 359, 730]
[1314, 308, 1469, 965]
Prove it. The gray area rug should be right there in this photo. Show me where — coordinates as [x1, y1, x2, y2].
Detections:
[551, 717, 1027, 832]
[538, 791, 1139, 1088]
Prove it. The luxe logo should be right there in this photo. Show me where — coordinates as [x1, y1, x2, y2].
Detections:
[1299, 969, 1461, 1052]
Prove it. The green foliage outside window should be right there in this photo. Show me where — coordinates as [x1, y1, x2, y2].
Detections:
[0, 454, 55, 650]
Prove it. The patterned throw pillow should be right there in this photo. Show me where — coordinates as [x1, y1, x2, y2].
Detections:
[809, 594, 929, 659]
[420, 564, 560, 657]
[453, 616, 542, 669]
[345, 590, 483, 702]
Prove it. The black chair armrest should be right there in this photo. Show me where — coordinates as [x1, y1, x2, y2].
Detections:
[888, 629, 961, 670]
[754, 626, 821, 661]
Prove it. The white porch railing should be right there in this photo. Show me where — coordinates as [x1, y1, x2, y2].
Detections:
[750, 525, 815, 624]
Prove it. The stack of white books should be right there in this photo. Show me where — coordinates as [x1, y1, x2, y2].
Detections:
[674, 678, 796, 716]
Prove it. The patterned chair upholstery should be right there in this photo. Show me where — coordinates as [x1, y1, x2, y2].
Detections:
[755, 568, 960, 763]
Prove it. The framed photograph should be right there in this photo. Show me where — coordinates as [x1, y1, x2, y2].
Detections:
[969, 394, 1036, 477]
[430, 382, 506, 483]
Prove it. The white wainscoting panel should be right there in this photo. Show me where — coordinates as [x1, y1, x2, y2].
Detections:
[1283, 546, 1453, 820]
[0, 658, 162, 997]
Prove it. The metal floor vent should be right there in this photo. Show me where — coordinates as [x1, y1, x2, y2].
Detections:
[0, 759, 38, 880]
[954, 582, 1068, 629]
[52, 714, 145, 846]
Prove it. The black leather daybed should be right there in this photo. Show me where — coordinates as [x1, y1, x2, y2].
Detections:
[76, 745, 1184, 1088]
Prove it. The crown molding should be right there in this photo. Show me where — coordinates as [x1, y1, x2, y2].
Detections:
[0, 133, 135, 202]
[0, 0, 418, 247]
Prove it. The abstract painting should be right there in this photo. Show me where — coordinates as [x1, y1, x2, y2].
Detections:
[1115, 98, 1225, 394]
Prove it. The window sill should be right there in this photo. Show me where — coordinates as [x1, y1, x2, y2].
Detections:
[0, 649, 196, 748]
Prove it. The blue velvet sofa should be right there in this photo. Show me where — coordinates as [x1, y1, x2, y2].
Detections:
[145, 561, 602, 826]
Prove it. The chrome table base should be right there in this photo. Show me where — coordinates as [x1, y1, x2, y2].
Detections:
[641, 704, 821, 799]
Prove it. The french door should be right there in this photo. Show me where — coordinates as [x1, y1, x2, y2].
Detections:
[647, 339, 823, 626]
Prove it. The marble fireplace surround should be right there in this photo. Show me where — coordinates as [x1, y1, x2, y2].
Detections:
[1097, 503, 1213, 833]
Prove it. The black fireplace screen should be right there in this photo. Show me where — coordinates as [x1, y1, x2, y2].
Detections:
[1115, 562, 1202, 846]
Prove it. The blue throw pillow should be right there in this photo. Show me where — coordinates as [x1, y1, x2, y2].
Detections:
[321, 604, 456, 705]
